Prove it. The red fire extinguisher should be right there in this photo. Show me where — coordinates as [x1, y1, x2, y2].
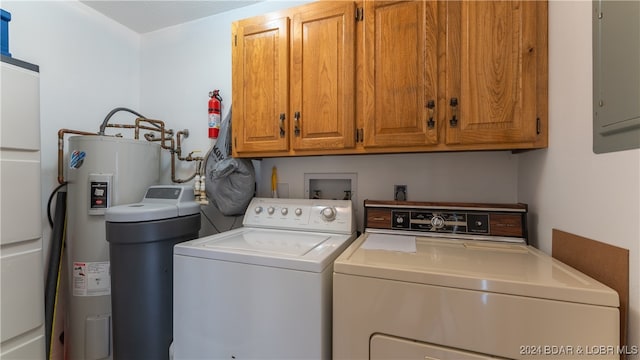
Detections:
[208, 90, 222, 139]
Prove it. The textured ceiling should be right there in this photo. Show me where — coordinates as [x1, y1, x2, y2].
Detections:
[80, 1, 262, 33]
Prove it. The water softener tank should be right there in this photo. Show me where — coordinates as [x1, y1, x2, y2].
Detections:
[106, 185, 200, 360]
[66, 136, 160, 360]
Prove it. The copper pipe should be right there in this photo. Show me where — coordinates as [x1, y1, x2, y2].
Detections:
[136, 125, 169, 137]
[143, 133, 174, 152]
[57, 129, 97, 184]
[169, 139, 190, 183]
[166, 137, 192, 183]
[141, 129, 190, 183]
[135, 118, 168, 141]
[176, 129, 189, 161]
[104, 124, 136, 129]
[138, 125, 172, 135]
[171, 157, 198, 183]
[172, 152, 204, 183]
[136, 120, 181, 168]
[164, 136, 175, 151]
[58, 116, 204, 186]
[143, 133, 159, 142]
[173, 129, 205, 182]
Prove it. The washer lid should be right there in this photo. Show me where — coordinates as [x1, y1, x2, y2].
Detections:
[334, 233, 619, 307]
[205, 229, 331, 256]
[174, 227, 355, 272]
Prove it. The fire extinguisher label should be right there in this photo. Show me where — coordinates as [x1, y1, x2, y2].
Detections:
[72, 261, 111, 297]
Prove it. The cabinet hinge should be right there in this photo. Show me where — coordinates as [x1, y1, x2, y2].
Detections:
[355, 7, 363, 22]
[536, 117, 541, 135]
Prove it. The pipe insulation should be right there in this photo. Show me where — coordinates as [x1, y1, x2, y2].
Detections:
[45, 191, 67, 360]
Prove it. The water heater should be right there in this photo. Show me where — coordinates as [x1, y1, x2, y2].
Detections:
[65, 136, 160, 360]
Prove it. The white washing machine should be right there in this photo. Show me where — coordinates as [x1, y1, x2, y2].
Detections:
[173, 197, 355, 360]
[333, 200, 620, 360]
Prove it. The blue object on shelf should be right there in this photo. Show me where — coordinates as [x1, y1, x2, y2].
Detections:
[1, 9, 11, 57]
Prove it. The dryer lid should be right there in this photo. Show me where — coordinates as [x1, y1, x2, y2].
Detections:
[334, 233, 619, 307]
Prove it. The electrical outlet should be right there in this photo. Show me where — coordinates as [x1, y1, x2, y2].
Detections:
[394, 185, 407, 201]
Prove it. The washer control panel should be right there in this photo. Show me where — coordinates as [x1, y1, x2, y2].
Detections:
[244, 197, 355, 235]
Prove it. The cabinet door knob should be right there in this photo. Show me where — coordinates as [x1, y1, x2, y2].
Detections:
[426, 100, 436, 129]
[449, 97, 459, 127]
[294, 111, 301, 136]
[279, 113, 286, 137]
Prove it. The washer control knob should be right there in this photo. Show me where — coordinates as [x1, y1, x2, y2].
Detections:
[267, 207, 275, 215]
[281, 207, 288, 216]
[475, 220, 483, 227]
[396, 216, 404, 224]
[254, 206, 263, 214]
[295, 208, 303, 216]
[321, 207, 337, 221]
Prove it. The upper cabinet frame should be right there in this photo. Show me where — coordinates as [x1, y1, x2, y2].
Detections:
[232, 0, 548, 158]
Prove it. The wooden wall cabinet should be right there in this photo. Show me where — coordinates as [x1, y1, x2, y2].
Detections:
[231, 0, 548, 158]
[232, 16, 290, 154]
[442, 1, 547, 149]
[360, 0, 439, 149]
[232, 1, 356, 157]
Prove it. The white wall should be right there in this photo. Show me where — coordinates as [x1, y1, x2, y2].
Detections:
[257, 152, 518, 230]
[518, 1, 640, 346]
[4, 0, 636, 348]
[139, 1, 520, 229]
[141, 0, 639, 345]
[3, 1, 141, 265]
[139, 1, 311, 183]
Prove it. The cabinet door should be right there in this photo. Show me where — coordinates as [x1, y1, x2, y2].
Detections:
[362, 0, 439, 148]
[232, 17, 290, 154]
[445, 1, 544, 146]
[290, 1, 356, 151]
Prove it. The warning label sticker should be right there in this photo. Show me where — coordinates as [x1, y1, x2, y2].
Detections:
[72, 261, 110, 296]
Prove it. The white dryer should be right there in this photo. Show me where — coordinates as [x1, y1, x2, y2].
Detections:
[333, 200, 620, 360]
[173, 197, 355, 360]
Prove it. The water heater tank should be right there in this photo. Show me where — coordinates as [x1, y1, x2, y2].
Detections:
[65, 136, 160, 360]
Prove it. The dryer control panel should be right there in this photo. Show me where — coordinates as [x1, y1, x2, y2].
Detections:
[365, 200, 527, 242]
[391, 210, 490, 234]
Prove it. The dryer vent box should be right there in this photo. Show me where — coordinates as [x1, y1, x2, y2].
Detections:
[304, 173, 357, 204]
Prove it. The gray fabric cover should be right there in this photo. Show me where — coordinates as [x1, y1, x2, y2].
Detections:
[204, 108, 255, 215]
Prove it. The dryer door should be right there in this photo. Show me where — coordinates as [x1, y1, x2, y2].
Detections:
[370, 334, 503, 360]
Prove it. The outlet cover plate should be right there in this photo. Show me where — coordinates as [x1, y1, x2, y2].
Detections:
[394, 185, 407, 201]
